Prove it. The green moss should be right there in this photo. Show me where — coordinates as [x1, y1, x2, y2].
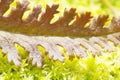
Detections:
[1, 46, 120, 80]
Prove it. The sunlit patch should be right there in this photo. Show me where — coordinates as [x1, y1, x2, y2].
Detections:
[14, 43, 27, 59]
[3, 7, 11, 17]
[38, 45, 46, 55]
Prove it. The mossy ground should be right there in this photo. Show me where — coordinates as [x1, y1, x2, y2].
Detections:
[0, 45, 120, 80]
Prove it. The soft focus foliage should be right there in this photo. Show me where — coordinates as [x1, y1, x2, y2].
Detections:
[1, 46, 120, 80]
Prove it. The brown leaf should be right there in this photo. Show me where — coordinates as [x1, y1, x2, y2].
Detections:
[38, 4, 59, 26]
[0, 0, 120, 37]
[6, 0, 29, 22]
[88, 15, 109, 36]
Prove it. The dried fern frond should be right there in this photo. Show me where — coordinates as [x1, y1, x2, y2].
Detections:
[0, 0, 120, 68]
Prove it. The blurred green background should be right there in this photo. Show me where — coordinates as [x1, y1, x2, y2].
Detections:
[29, 0, 120, 16]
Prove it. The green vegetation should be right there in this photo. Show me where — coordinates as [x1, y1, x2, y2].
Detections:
[1, 0, 120, 80]
[1, 45, 120, 80]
